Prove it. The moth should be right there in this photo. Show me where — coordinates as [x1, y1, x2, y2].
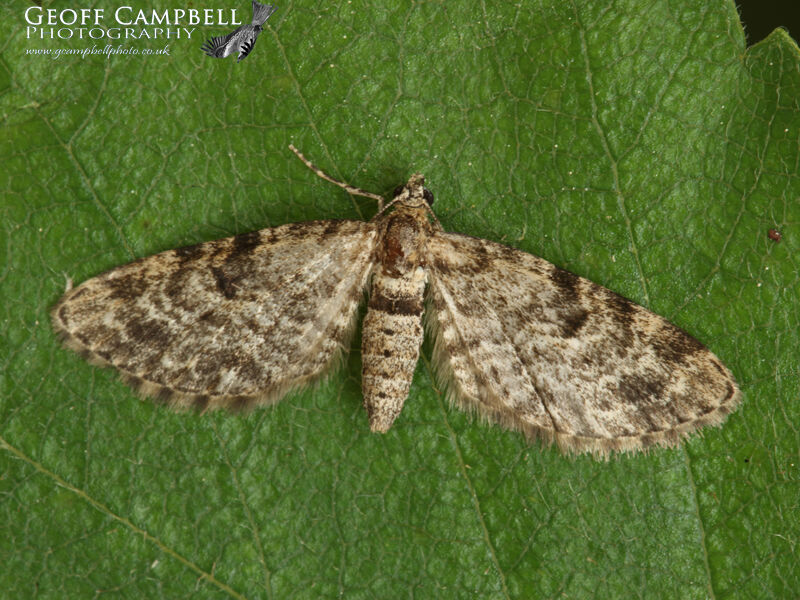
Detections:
[52, 146, 741, 455]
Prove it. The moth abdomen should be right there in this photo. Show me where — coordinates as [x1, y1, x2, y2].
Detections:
[361, 269, 426, 432]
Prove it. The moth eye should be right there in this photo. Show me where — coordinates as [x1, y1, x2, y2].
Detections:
[392, 185, 406, 198]
[423, 188, 434, 205]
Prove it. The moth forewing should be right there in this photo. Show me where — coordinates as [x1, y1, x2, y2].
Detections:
[424, 232, 741, 456]
[52, 221, 379, 411]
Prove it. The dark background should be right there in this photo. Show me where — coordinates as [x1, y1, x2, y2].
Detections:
[738, 0, 799, 43]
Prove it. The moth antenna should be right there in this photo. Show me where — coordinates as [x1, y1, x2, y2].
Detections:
[424, 203, 443, 231]
[289, 144, 385, 210]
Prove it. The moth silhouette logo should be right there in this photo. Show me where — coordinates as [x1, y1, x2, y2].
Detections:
[201, 0, 275, 62]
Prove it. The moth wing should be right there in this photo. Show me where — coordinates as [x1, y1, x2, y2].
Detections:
[52, 220, 379, 411]
[201, 33, 234, 58]
[237, 35, 257, 62]
[425, 232, 741, 455]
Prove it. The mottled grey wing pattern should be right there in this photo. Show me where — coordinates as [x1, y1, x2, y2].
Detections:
[52, 220, 378, 411]
[425, 232, 741, 455]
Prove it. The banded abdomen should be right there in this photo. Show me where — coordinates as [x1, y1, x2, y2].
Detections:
[361, 208, 430, 432]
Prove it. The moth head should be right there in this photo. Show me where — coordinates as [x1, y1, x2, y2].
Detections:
[393, 173, 434, 207]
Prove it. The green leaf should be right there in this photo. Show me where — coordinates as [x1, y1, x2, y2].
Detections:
[1, 0, 798, 598]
